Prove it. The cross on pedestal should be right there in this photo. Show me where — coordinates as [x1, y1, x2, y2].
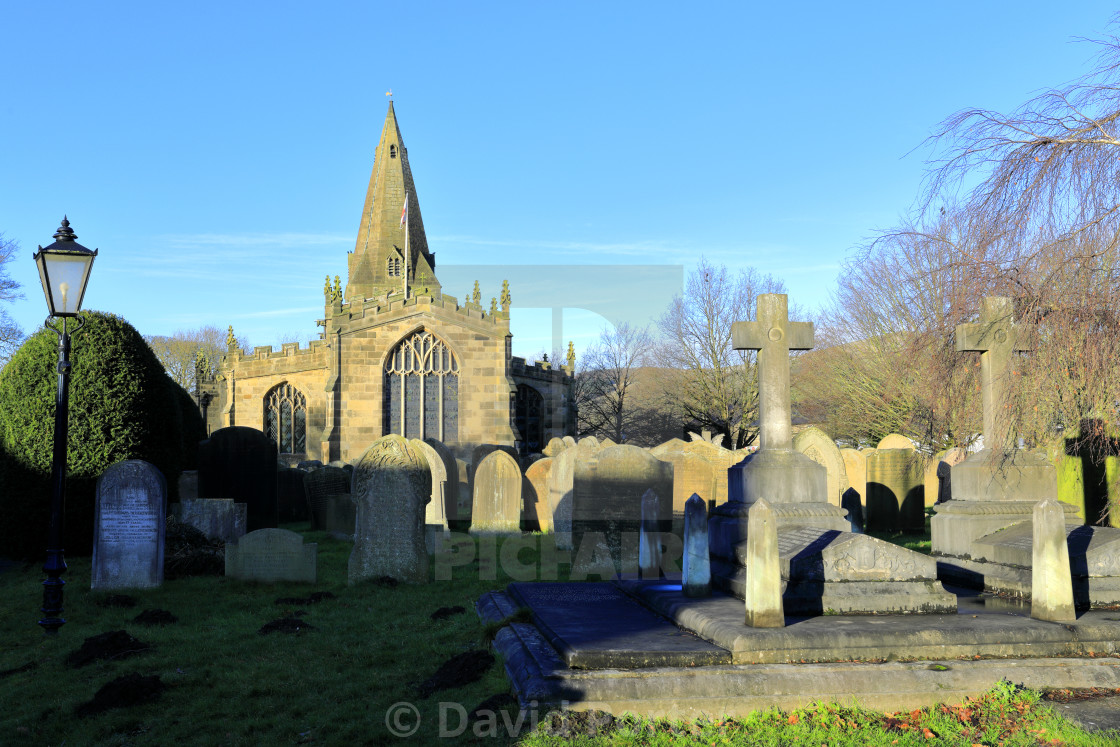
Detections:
[955, 296, 1032, 451]
[732, 294, 814, 451]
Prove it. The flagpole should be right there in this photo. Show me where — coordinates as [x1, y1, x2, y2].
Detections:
[403, 195, 409, 299]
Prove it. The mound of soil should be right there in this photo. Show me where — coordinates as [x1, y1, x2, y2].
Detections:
[259, 618, 318, 635]
[418, 650, 494, 698]
[430, 605, 466, 621]
[132, 609, 178, 626]
[75, 673, 165, 717]
[66, 631, 150, 668]
[275, 591, 336, 605]
[94, 594, 138, 608]
[535, 709, 617, 738]
[164, 515, 224, 579]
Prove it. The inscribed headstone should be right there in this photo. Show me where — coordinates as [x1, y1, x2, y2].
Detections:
[471, 449, 521, 533]
[840, 448, 870, 506]
[877, 433, 916, 451]
[412, 439, 449, 530]
[176, 498, 247, 542]
[92, 460, 166, 590]
[197, 426, 278, 531]
[348, 435, 431, 584]
[542, 437, 567, 458]
[225, 528, 317, 583]
[524, 458, 553, 533]
[549, 448, 577, 550]
[866, 449, 925, 532]
[303, 466, 350, 531]
[924, 448, 966, 507]
[423, 438, 460, 522]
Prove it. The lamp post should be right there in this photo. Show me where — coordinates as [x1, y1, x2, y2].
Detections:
[33, 217, 97, 634]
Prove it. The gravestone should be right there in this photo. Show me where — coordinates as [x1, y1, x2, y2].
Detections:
[572, 445, 673, 577]
[708, 294, 954, 614]
[638, 489, 662, 579]
[682, 493, 710, 597]
[176, 499, 247, 542]
[925, 448, 966, 506]
[865, 449, 925, 532]
[276, 468, 309, 523]
[1060, 420, 1120, 526]
[1031, 497, 1075, 622]
[455, 459, 471, 523]
[92, 460, 166, 590]
[471, 450, 521, 533]
[840, 448, 870, 507]
[348, 435, 431, 584]
[649, 439, 735, 520]
[549, 447, 578, 549]
[542, 437, 567, 458]
[423, 438, 460, 522]
[793, 426, 850, 507]
[198, 426, 278, 531]
[524, 458, 553, 532]
[744, 499, 783, 627]
[877, 433, 915, 451]
[412, 439, 450, 531]
[323, 495, 356, 540]
[225, 528, 317, 583]
[562, 436, 576, 449]
[303, 466, 351, 531]
[296, 459, 323, 472]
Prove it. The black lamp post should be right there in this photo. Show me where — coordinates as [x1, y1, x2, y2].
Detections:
[33, 217, 97, 634]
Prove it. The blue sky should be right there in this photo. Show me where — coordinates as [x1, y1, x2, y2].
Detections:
[1, 3, 1115, 357]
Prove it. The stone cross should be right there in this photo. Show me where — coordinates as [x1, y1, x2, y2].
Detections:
[955, 296, 1032, 451]
[731, 294, 814, 451]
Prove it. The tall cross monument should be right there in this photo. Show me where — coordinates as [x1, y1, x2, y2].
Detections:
[954, 296, 1032, 452]
[732, 294, 814, 451]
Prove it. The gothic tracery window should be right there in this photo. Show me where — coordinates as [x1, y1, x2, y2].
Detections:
[264, 383, 307, 454]
[383, 329, 459, 442]
[515, 384, 544, 456]
[387, 256, 401, 277]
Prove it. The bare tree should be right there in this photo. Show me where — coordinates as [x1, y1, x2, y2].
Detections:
[0, 234, 24, 365]
[576, 323, 652, 443]
[145, 325, 231, 391]
[654, 258, 788, 450]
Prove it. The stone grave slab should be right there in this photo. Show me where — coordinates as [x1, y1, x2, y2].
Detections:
[225, 528, 317, 583]
[92, 460, 166, 590]
[507, 582, 729, 669]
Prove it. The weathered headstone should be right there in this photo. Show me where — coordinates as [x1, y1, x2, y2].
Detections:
[572, 445, 672, 577]
[1031, 497, 1076, 622]
[877, 433, 915, 451]
[649, 439, 734, 519]
[276, 468, 309, 523]
[303, 466, 351, 531]
[92, 460, 166, 590]
[296, 459, 323, 472]
[924, 448, 966, 506]
[562, 436, 576, 449]
[225, 528, 317, 583]
[524, 458, 553, 533]
[542, 437, 567, 457]
[866, 449, 925, 532]
[455, 459, 471, 523]
[1059, 420, 1120, 525]
[348, 435, 431, 584]
[471, 450, 522, 533]
[682, 493, 710, 597]
[178, 470, 198, 502]
[175, 499, 247, 542]
[412, 439, 449, 531]
[197, 426, 278, 531]
[323, 494, 356, 540]
[793, 426, 850, 507]
[638, 489, 662, 579]
[840, 448, 870, 506]
[548, 448, 578, 549]
[423, 438, 460, 522]
[744, 499, 783, 628]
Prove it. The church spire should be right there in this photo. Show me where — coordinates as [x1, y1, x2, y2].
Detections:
[345, 101, 438, 302]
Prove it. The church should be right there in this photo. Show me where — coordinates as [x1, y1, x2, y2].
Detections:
[196, 102, 575, 462]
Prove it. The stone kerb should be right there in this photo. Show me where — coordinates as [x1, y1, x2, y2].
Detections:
[348, 435, 431, 584]
[571, 445, 673, 577]
[793, 427, 850, 507]
[471, 450, 522, 533]
[225, 528, 317, 583]
[92, 460, 167, 590]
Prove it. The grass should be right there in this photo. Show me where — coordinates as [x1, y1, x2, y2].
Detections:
[0, 526, 1113, 745]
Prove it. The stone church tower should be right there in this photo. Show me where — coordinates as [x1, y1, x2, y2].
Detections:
[198, 103, 574, 462]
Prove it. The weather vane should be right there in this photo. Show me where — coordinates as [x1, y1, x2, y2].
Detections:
[385, 88, 393, 99]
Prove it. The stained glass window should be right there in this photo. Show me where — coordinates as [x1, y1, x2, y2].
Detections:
[264, 383, 307, 455]
[515, 384, 543, 456]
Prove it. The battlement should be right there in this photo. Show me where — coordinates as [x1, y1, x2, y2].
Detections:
[510, 355, 573, 380]
[224, 338, 328, 363]
[330, 287, 511, 327]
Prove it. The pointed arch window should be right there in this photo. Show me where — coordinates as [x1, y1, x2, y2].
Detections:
[264, 383, 307, 454]
[390, 144, 397, 158]
[515, 384, 544, 456]
[387, 256, 401, 277]
[383, 329, 459, 442]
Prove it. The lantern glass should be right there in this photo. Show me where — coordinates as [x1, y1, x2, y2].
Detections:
[35, 250, 95, 317]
